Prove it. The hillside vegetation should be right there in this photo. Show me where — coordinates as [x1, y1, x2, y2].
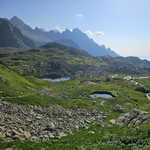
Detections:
[1, 56, 150, 149]
[1, 43, 150, 79]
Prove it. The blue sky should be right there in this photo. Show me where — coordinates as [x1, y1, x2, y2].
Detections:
[0, 0, 150, 59]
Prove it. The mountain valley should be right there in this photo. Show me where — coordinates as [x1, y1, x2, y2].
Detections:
[1, 16, 150, 150]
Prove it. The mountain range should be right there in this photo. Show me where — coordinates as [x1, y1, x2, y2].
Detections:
[7, 16, 119, 57]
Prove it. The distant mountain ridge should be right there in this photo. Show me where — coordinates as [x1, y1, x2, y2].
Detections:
[0, 18, 35, 50]
[8, 16, 120, 57]
[61, 28, 119, 57]
[0, 42, 150, 79]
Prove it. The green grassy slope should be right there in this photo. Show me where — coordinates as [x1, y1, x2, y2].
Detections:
[0, 61, 35, 97]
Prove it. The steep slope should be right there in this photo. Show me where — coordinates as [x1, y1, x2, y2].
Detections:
[9, 16, 50, 46]
[0, 60, 36, 98]
[0, 18, 35, 50]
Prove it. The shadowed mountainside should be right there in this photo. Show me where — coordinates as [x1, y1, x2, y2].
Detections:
[0, 18, 35, 50]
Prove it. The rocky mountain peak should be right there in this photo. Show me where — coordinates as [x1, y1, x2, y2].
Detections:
[63, 28, 71, 34]
[72, 28, 81, 32]
[10, 16, 24, 26]
[10, 16, 33, 33]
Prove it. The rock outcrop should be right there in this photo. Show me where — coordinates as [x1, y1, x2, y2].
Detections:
[114, 104, 123, 113]
[115, 108, 150, 126]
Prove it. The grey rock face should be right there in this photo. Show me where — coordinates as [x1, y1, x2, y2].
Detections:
[114, 104, 123, 113]
[115, 108, 149, 126]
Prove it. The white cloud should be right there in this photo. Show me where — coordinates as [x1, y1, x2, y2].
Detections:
[85, 30, 93, 36]
[69, 29, 73, 32]
[77, 14, 84, 17]
[96, 31, 104, 36]
[54, 26, 64, 33]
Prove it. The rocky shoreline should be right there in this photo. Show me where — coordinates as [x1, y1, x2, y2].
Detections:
[0, 99, 108, 142]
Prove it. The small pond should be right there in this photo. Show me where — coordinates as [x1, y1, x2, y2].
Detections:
[41, 77, 70, 82]
[90, 94, 113, 98]
[90, 91, 115, 99]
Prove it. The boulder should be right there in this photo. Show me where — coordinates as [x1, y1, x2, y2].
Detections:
[88, 131, 94, 134]
[23, 131, 31, 140]
[115, 108, 148, 126]
[109, 119, 116, 125]
[114, 104, 123, 113]
[46, 122, 55, 131]
[92, 101, 97, 105]
[48, 133, 55, 138]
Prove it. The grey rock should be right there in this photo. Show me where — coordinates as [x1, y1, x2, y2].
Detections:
[109, 119, 116, 125]
[114, 104, 123, 113]
[92, 101, 97, 105]
[83, 126, 89, 130]
[12, 129, 21, 136]
[115, 108, 148, 126]
[30, 136, 38, 142]
[36, 116, 42, 120]
[46, 123, 55, 131]
[88, 131, 94, 134]
[12, 135, 20, 140]
[23, 131, 31, 140]
[58, 132, 67, 138]
[48, 133, 55, 138]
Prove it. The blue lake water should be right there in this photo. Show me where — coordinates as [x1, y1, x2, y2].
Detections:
[41, 77, 70, 82]
[90, 94, 113, 98]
